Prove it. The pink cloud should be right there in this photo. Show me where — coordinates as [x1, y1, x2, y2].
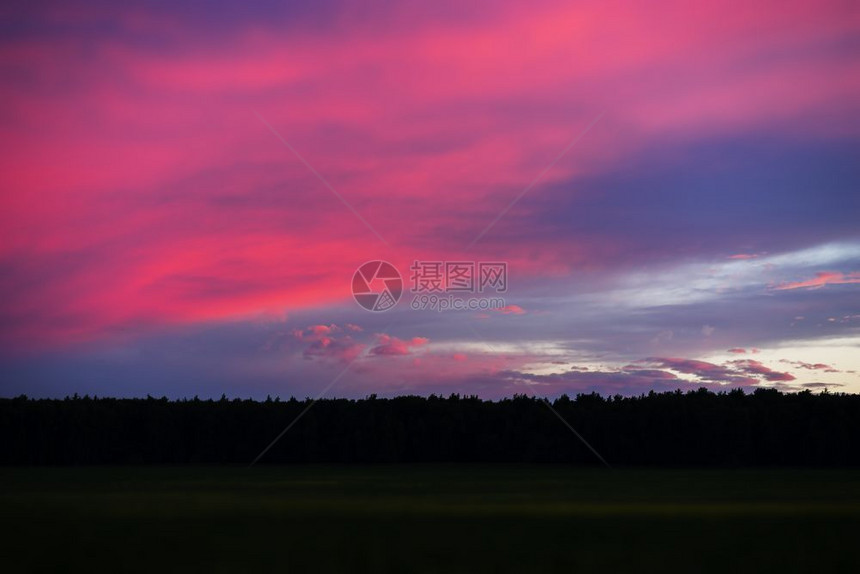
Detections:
[727, 348, 746, 354]
[773, 271, 860, 291]
[294, 324, 364, 363]
[779, 359, 839, 372]
[0, 0, 857, 352]
[370, 334, 430, 356]
[728, 253, 759, 260]
[496, 304, 526, 315]
[727, 359, 796, 382]
[643, 357, 797, 386]
[643, 357, 746, 384]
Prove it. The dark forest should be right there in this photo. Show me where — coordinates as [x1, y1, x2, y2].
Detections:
[3, 388, 858, 466]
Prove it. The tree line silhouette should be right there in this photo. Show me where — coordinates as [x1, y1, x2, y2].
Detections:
[2, 388, 858, 466]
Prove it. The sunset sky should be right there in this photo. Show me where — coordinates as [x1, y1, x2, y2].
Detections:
[1, 0, 858, 398]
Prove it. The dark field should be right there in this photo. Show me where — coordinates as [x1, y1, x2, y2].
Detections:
[2, 466, 859, 573]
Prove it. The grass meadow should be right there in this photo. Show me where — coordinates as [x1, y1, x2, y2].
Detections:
[2, 466, 859, 572]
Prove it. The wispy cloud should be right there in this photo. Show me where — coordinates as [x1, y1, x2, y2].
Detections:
[773, 271, 860, 291]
